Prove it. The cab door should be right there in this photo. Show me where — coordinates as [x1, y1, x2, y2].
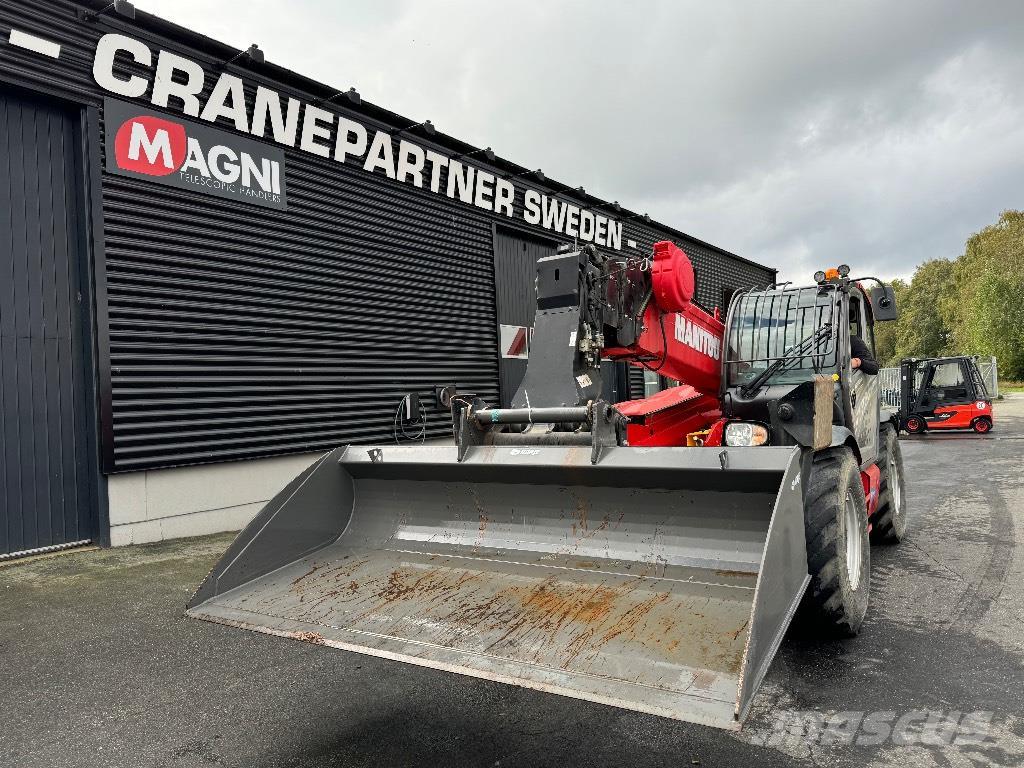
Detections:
[849, 293, 879, 466]
[921, 360, 973, 409]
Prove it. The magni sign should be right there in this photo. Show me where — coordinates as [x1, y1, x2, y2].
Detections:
[104, 97, 287, 209]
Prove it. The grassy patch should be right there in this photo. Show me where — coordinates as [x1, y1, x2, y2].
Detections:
[999, 380, 1024, 394]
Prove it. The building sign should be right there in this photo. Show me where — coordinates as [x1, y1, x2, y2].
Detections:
[103, 97, 286, 209]
[91, 33, 623, 247]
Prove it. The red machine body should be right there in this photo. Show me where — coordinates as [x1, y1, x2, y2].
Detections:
[604, 241, 724, 397]
[861, 464, 881, 519]
[616, 385, 722, 446]
[603, 241, 725, 446]
[928, 401, 992, 432]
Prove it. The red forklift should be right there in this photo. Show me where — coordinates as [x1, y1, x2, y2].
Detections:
[897, 356, 994, 434]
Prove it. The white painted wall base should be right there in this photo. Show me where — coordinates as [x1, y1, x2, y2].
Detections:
[106, 452, 325, 546]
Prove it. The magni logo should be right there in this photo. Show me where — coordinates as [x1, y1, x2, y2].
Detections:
[113, 115, 187, 176]
[105, 101, 286, 209]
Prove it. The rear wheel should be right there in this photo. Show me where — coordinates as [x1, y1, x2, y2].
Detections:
[801, 447, 871, 636]
[904, 415, 926, 434]
[870, 424, 907, 544]
[972, 417, 992, 434]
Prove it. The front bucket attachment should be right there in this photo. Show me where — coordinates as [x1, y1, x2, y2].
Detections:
[188, 444, 809, 730]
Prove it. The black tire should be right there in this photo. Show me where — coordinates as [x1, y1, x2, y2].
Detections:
[871, 424, 907, 544]
[904, 415, 926, 434]
[801, 446, 871, 637]
[972, 416, 993, 434]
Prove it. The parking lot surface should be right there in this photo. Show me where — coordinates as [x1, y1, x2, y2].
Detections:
[3, 398, 1023, 767]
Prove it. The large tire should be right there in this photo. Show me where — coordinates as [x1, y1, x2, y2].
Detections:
[871, 424, 907, 544]
[801, 446, 871, 637]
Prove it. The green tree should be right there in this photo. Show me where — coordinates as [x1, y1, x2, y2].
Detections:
[890, 259, 955, 363]
[945, 211, 1024, 379]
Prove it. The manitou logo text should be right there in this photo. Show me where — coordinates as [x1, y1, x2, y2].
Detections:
[104, 98, 287, 209]
[675, 316, 722, 360]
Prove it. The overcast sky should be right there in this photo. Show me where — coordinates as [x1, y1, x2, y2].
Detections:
[135, 0, 1024, 281]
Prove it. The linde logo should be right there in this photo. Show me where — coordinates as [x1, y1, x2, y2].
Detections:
[675, 315, 722, 360]
[92, 33, 621, 245]
[104, 98, 287, 209]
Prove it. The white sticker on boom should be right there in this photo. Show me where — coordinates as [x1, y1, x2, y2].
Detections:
[576, 374, 593, 387]
[569, 330, 578, 347]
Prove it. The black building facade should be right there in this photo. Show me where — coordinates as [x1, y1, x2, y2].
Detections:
[0, 0, 775, 557]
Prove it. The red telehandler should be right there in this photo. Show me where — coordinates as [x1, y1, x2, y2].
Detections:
[188, 242, 906, 730]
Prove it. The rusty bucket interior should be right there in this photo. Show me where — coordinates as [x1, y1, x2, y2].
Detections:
[187, 443, 809, 730]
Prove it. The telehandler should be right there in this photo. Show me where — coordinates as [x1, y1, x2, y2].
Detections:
[188, 243, 905, 730]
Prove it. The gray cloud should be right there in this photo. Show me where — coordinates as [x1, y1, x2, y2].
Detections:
[137, 0, 1024, 281]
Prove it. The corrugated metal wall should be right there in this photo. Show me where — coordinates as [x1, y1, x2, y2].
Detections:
[0, 0, 777, 474]
[0, 1, 495, 470]
[89, 24, 505, 469]
[0, 90, 95, 554]
[101, 136, 500, 470]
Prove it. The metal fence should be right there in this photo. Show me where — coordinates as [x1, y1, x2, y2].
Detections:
[879, 367, 902, 409]
[979, 357, 1000, 398]
[879, 356, 999, 409]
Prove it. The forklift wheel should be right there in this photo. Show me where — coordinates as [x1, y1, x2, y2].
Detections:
[905, 416, 926, 434]
[972, 417, 993, 434]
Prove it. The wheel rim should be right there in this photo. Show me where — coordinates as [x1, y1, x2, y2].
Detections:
[888, 453, 902, 520]
[976, 419, 990, 433]
[908, 418, 921, 432]
[844, 490, 862, 590]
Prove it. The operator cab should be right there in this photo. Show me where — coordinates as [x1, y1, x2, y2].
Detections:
[719, 264, 895, 467]
[725, 283, 840, 393]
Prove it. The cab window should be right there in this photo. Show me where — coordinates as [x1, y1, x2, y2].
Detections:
[931, 361, 965, 388]
[849, 295, 874, 354]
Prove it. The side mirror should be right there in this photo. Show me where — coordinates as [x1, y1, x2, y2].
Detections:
[870, 284, 899, 321]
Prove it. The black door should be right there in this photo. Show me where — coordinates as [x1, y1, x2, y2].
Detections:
[0, 91, 95, 557]
[492, 228, 558, 406]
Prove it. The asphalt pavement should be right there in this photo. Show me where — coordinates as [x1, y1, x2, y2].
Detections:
[2, 398, 1023, 768]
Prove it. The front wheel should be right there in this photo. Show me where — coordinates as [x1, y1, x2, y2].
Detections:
[972, 417, 993, 434]
[871, 424, 907, 544]
[904, 415, 926, 434]
[801, 446, 871, 636]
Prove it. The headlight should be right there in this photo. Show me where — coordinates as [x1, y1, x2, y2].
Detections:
[724, 422, 769, 446]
